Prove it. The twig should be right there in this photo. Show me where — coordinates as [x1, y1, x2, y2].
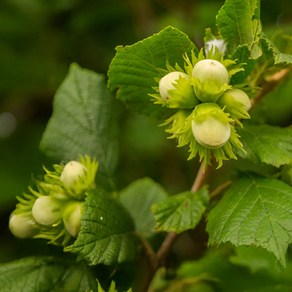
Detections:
[156, 232, 177, 266]
[139, 234, 158, 271]
[140, 59, 291, 292]
[142, 160, 210, 291]
[151, 66, 290, 289]
[251, 68, 291, 107]
[210, 180, 232, 199]
[191, 161, 210, 192]
[156, 160, 210, 266]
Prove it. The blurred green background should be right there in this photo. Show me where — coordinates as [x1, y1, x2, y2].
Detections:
[0, 0, 290, 261]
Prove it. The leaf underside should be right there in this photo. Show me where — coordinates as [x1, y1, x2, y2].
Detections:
[119, 178, 168, 237]
[0, 256, 97, 292]
[40, 63, 118, 177]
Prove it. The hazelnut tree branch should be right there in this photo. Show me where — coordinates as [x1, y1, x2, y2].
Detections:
[156, 160, 210, 266]
[156, 231, 178, 267]
[191, 161, 210, 192]
[251, 67, 291, 107]
[210, 180, 232, 199]
[141, 160, 210, 291]
[139, 234, 158, 272]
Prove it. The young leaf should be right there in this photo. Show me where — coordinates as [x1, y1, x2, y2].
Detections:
[216, 0, 262, 59]
[152, 187, 209, 233]
[119, 178, 168, 237]
[108, 26, 197, 116]
[207, 174, 292, 267]
[237, 125, 292, 167]
[40, 63, 118, 176]
[65, 188, 139, 265]
[0, 256, 97, 292]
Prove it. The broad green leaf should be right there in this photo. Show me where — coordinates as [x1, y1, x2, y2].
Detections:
[207, 174, 292, 267]
[261, 33, 292, 65]
[176, 247, 292, 292]
[216, 0, 262, 59]
[0, 256, 97, 292]
[119, 178, 168, 237]
[65, 188, 139, 265]
[237, 125, 292, 167]
[108, 26, 197, 116]
[230, 246, 280, 273]
[40, 63, 118, 177]
[152, 187, 209, 233]
[176, 249, 232, 285]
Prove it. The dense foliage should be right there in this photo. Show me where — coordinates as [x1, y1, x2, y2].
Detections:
[1, 0, 291, 291]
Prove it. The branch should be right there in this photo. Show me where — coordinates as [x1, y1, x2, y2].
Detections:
[191, 161, 210, 192]
[156, 160, 210, 266]
[156, 231, 177, 266]
[142, 161, 210, 291]
[210, 180, 231, 199]
[251, 68, 291, 107]
[139, 234, 158, 271]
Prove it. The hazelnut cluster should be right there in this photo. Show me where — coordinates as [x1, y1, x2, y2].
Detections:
[151, 46, 251, 167]
[9, 156, 98, 245]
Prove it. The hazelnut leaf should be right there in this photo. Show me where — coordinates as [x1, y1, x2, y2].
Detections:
[119, 178, 168, 238]
[108, 26, 198, 116]
[261, 33, 292, 65]
[207, 174, 292, 267]
[237, 125, 292, 167]
[152, 187, 209, 233]
[40, 64, 118, 177]
[65, 188, 139, 265]
[0, 256, 98, 292]
[216, 0, 262, 59]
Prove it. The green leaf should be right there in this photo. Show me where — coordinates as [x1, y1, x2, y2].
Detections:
[0, 256, 97, 292]
[65, 188, 139, 265]
[207, 174, 292, 267]
[40, 63, 118, 176]
[216, 0, 262, 59]
[230, 246, 280, 274]
[152, 187, 209, 233]
[261, 33, 292, 65]
[231, 45, 256, 84]
[108, 26, 197, 116]
[119, 178, 168, 237]
[238, 125, 292, 167]
[176, 247, 292, 292]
